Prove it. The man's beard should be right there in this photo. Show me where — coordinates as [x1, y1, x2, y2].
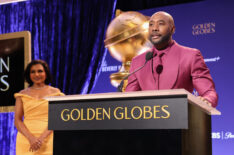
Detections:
[149, 31, 172, 46]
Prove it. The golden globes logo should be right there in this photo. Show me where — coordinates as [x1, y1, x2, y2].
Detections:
[0, 57, 10, 91]
[192, 22, 215, 35]
[60, 105, 170, 122]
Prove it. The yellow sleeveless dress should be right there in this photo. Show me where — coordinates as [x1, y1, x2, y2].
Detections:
[14, 92, 64, 155]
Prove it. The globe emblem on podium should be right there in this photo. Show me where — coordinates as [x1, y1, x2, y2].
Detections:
[104, 11, 152, 89]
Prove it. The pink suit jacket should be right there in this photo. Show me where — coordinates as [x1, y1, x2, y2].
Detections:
[125, 41, 218, 107]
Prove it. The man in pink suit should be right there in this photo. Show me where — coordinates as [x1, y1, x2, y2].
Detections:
[125, 11, 218, 107]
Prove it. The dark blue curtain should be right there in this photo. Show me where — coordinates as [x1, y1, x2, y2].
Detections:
[0, 0, 117, 154]
[0, 112, 17, 155]
[0, 0, 117, 94]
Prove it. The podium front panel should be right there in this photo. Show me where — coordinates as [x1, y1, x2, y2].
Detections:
[49, 95, 188, 130]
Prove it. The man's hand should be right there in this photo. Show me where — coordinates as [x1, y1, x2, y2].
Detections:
[198, 96, 212, 106]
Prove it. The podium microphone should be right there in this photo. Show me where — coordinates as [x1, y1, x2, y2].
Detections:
[117, 51, 154, 92]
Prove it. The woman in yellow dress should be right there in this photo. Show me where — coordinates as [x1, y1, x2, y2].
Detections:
[14, 60, 64, 155]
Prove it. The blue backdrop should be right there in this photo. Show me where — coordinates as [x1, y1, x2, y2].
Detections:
[92, 0, 234, 155]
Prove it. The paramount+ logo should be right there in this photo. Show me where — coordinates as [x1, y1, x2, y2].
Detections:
[192, 22, 215, 35]
[212, 131, 234, 140]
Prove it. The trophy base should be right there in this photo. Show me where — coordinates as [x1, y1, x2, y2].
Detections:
[110, 72, 128, 88]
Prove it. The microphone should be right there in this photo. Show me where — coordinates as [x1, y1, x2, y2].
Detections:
[156, 65, 163, 74]
[117, 51, 154, 92]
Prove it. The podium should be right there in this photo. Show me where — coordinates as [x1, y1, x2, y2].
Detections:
[47, 89, 220, 155]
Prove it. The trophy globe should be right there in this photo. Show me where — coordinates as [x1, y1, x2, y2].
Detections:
[104, 11, 152, 90]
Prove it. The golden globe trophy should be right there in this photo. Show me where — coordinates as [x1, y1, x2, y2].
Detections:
[104, 11, 152, 91]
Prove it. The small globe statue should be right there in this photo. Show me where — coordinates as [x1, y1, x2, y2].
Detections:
[104, 11, 152, 89]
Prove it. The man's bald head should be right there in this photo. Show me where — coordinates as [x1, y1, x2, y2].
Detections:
[148, 11, 175, 50]
[150, 11, 175, 28]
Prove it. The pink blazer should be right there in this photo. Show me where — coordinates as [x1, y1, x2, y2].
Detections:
[125, 41, 218, 107]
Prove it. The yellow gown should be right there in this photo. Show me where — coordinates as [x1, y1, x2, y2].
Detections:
[14, 92, 64, 155]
